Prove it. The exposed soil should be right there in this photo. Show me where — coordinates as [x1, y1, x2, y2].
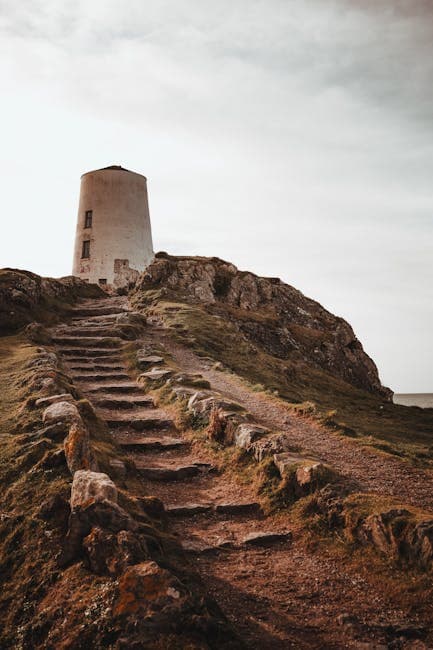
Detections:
[53, 296, 433, 649]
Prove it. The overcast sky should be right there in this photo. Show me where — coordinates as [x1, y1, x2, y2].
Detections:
[0, 0, 432, 393]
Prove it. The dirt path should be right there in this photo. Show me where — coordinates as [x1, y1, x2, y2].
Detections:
[158, 337, 433, 514]
[52, 297, 433, 648]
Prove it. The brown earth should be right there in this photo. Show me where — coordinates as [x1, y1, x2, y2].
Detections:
[53, 295, 433, 648]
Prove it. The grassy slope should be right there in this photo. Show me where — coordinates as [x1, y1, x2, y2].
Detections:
[132, 295, 433, 465]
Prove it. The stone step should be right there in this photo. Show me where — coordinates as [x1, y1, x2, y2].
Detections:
[215, 502, 262, 516]
[181, 531, 292, 554]
[166, 503, 213, 516]
[105, 412, 175, 430]
[72, 373, 131, 382]
[134, 462, 214, 481]
[71, 314, 120, 324]
[93, 396, 154, 410]
[59, 348, 121, 358]
[166, 502, 262, 517]
[115, 435, 187, 451]
[54, 336, 123, 348]
[70, 306, 127, 317]
[58, 327, 122, 338]
[67, 364, 126, 372]
[85, 383, 142, 394]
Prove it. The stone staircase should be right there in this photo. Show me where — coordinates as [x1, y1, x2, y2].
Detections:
[53, 296, 292, 556]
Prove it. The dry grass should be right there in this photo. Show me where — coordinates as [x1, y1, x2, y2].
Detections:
[130, 295, 433, 466]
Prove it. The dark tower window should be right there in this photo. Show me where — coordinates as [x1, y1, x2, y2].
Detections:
[84, 210, 93, 228]
[82, 240, 90, 258]
[99, 278, 107, 285]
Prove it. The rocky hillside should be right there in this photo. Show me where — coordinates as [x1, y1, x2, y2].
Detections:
[1, 267, 433, 648]
[0, 268, 104, 333]
[133, 253, 391, 399]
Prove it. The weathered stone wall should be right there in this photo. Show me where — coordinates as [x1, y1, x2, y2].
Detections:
[72, 166, 154, 287]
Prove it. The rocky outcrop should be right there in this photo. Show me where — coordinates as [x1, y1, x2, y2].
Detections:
[309, 490, 433, 571]
[133, 253, 392, 399]
[0, 268, 104, 333]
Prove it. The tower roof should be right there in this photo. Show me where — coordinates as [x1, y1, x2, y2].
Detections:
[81, 165, 146, 180]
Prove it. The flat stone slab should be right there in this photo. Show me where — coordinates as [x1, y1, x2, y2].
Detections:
[115, 436, 187, 451]
[241, 531, 292, 546]
[135, 462, 214, 481]
[167, 503, 213, 516]
[53, 336, 123, 348]
[138, 369, 173, 382]
[214, 502, 262, 516]
[93, 396, 154, 410]
[167, 502, 261, 517]
[68, 364, 125, 372]
[86, 384, 142, 394]
[136, 465, 201, 481]
[73, 373, 130, 382]
[59, 348, 120, 357]
[105, 413, 175, 430]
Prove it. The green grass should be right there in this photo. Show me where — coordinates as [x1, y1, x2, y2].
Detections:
[130, 294, 433, 466]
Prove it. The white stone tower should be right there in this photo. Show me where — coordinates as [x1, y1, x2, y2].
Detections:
[72, 165, 154, 288]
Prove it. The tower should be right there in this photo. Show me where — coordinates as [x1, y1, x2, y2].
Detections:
[72, 165, 154, 288]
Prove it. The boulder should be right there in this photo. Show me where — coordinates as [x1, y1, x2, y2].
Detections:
[70, 470, 118, 509]
[234, 423, 270, 450]
[274, 452, 328, 483]
[113, 561, 186, 617]
[83, 527, 149, 576]
[188, 395, 242, 418]
[250, 433, 292, 463]
[207, 408, 245, 444]
[43, 400, 80, 426]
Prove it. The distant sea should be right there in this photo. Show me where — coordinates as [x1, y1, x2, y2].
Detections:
[394, 394, 433, 408]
